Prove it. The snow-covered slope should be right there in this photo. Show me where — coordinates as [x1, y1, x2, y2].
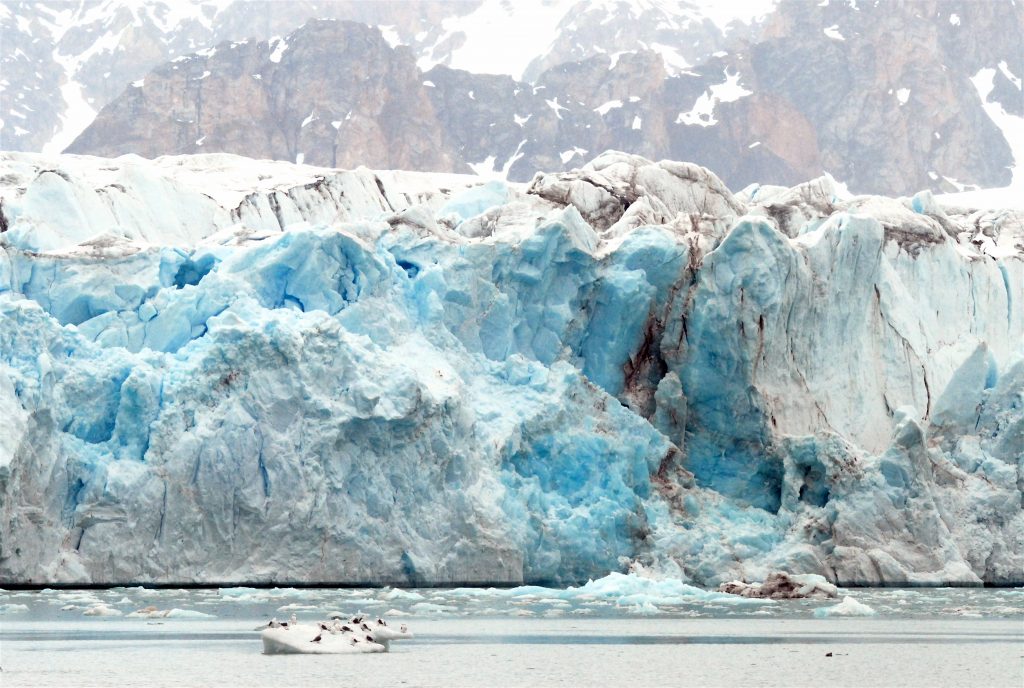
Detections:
[0, 151, 1021, 587]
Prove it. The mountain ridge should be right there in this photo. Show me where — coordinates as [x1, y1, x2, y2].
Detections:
[3, 0, 1022, 196]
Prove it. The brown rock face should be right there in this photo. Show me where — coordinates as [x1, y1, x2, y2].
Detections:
[68, 21, 455, 172]
[66, 0, 1022, 195]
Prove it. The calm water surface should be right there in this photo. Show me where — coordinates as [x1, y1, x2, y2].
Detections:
[1, 586, 1021, 687]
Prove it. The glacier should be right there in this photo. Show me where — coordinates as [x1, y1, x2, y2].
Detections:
[0, 150, 1020, 587]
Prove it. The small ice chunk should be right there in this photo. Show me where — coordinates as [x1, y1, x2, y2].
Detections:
[813, 596, 877, 617]
[83, 603, 123, 616]
[381, 588, 425, 601]
[0, 603, 29, 614]
[896, 88, 910, 105]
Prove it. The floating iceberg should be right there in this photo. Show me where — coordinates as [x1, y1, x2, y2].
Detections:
[719, 572, 838, 599]
[0, 603, 29, 614]
[259, 615, 412, 654]
[814, 596, 877, 618]
[82, 603, 123, 616]
[0, 150, 1020, 588]
[127, 606, 215, 618]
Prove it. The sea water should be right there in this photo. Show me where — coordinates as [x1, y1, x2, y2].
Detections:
[1, 585, 1021, 687]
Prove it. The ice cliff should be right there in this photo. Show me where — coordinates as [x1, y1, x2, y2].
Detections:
[0, 151, 1020, 586]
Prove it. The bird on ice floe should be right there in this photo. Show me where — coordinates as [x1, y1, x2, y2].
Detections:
[254, 617, 282, 630]
[260, 613, 412, 654]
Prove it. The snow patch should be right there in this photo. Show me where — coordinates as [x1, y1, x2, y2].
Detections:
[997, 61, 1022, 91]
[676, 70, 751, 127]
[824, 25, 844, 40]
[268, 37, 288, 63]
[967, 67, 1024, 194]
[468, 139, 527, 180]
[594, 100, 623, 116]
[42, 49, 97, 155]
[545, 97, 568, 119]
[378, 24, 401, 48]
[559, 147, 588, 164]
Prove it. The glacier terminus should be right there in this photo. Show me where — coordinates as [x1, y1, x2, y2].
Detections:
[0, 150, 1020, 588]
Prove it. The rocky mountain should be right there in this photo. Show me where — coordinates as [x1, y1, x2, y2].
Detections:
[3, 0, 1022, 195]
[0, 0, 756, 154]
[0, 0, 476, 154]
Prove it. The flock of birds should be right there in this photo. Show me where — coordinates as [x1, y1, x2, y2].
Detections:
[257, 613, 413, 654]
